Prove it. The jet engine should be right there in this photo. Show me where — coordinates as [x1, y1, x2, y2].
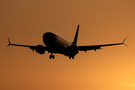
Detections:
[68, 45, 79, 55]
[35, 45, 45, 54]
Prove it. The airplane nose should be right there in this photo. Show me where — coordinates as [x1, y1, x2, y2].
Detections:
[43, 32, 56, 46]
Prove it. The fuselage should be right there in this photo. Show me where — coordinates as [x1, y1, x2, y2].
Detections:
[43, 32, 71, 47]
[43, 32, 78, 57]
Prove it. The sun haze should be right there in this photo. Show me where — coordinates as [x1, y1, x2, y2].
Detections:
[0, 0, 135, 90]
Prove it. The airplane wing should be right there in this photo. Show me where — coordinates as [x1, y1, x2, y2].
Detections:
[78, 37, 127, 52]
[7, 38, 49, 52]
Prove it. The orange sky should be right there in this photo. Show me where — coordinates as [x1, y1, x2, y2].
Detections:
[1, 0, 135, 90]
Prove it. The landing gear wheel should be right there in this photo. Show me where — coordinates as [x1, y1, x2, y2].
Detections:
[49, 55, 52, 59]
[49, 55, 55, 59]
[52, 55, 55, 59]
[72, 56, 74, 59]
[69, 56, 74, 59]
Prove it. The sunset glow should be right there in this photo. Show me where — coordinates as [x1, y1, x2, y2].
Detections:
[1, 0, 135, 90]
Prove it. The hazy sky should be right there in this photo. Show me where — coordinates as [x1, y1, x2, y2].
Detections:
[1, 0, 135, 90]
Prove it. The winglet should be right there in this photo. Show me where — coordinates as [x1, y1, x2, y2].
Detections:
[72, 25, 79, 46]
[7, 37, 11, 47]
[122, 36, 128, 46]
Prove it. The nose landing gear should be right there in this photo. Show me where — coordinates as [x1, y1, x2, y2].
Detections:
[49, 55, 55, 59]
[49, 53, 55, 59]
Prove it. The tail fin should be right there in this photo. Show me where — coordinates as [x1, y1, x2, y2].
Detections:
[72, 25, 79, 46]
[7, 37, 11, 47]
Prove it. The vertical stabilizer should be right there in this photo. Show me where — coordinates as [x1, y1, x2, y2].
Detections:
[72, 25, 79, 46]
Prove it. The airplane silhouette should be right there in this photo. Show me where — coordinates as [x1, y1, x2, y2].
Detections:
[7, 25, 127, 59]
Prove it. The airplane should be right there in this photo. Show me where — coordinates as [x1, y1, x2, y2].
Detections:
[7, 25, 127, 59]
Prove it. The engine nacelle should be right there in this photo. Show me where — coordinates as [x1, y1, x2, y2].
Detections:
[68, 45, 79, 56]
[35, 45, 45, 54]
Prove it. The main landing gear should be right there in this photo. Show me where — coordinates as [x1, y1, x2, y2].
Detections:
[49, 53, 55, 59]
[69, 56, 74, 59]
